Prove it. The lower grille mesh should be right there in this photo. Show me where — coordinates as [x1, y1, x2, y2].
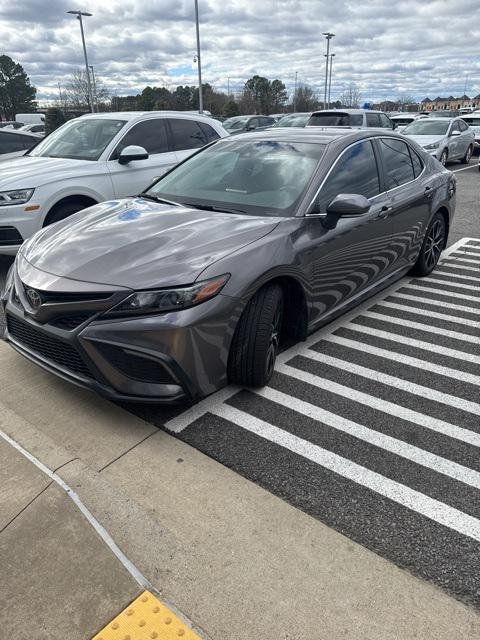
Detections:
[7, 314, 93, 379]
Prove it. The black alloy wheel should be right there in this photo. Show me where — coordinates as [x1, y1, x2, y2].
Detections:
[411, 212, 446, 276]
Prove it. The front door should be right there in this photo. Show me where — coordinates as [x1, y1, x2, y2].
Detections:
[107, 118, 178, 198]
[295, 139, 395, 324]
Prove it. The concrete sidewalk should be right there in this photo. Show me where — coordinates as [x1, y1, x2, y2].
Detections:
[1, 342, 480, 639]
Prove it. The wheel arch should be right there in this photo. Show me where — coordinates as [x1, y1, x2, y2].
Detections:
[43, 194, 99, 226]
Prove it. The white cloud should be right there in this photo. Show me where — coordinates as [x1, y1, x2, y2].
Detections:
[1, 0, 479, 101]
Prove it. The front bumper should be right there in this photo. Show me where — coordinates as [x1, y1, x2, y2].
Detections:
[2, 268, 244, 403]
[0, 204, 42, 255]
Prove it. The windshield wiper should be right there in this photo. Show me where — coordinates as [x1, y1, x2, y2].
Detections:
[141, 194, 182, 207]
[183, 202, 247, 215]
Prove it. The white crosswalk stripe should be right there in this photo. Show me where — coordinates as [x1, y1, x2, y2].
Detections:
[390, 292, 480, 315]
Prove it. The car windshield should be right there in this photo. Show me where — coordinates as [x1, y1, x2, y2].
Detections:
[223, 117, 249, 131]
[146, 139, 325, 217]
[28, 118, 127, 161]
[403, 120, 450, 135]
[308, 112, 364, 127]
[273, 113, 310, 127]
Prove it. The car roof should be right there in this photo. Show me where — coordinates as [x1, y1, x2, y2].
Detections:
[78, 111, 218, 123]
[416, 117, 455, 122]
[0, 127, 41, 138]
[311, 109, 384, 115]
[214, 126, 403, 146]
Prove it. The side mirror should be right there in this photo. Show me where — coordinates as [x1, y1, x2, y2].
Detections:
[118, 145, 149, 164]
[450, 130, 461, 137]
[322, 194, 370, 229]
[246, 123, 256, 131]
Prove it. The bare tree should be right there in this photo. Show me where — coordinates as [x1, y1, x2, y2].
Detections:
[294, 84, 319, 111]
[64, 69, 110, 111]
[338, 83, 362, 108]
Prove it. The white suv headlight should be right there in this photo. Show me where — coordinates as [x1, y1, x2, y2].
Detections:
[0, 189, 35, 206]
[423, 142, 440, 150]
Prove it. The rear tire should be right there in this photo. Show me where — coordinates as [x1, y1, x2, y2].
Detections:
[461, 144, 473, 164]
[410, 212, 446, 277]
[228, 283, 283, 388]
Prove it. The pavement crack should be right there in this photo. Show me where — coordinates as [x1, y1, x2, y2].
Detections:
[0, 480, 53, 534]
[98, 430, 159, 473]
[53, 457, 79, 474]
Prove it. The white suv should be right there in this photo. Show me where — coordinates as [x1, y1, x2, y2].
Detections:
[0, 111, 228, 254]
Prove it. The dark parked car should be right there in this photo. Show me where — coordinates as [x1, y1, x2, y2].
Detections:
[0, 128, 42, 161]
[1, 129, 455, 404]
[223, 115, 276, 134]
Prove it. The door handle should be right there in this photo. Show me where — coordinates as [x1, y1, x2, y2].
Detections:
[424, 186, 433, 199]
[378, 205, 393, 218]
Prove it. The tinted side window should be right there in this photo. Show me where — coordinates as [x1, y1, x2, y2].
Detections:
[379, 114, 393, 129]
[366, 113, 381, 127]
[316, 141, 380, 212]
[409, 146, 424, 178]
[198, 122, 220, 143]
[0, 132, 25, 153]
[169, 118, 207, 150]
[379, 139, 415, 189]
[451, 121, 461, 133]
[458, 120, 468, 131]
[113, 119, 169, 158]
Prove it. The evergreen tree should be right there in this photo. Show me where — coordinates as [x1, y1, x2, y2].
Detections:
[0, 55, 37, 120]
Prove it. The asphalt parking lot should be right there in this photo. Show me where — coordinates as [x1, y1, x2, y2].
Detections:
[0, 158, 479, 638]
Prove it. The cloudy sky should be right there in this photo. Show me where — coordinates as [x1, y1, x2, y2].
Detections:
[1, 0, 479, 103]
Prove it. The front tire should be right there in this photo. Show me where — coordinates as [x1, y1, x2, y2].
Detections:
[410, 212, 446, 277]
[44, 201, 89, 226]
[439, 149, 448, 166]
[461, 144, 473, 164]
[228, 283, 283, 388]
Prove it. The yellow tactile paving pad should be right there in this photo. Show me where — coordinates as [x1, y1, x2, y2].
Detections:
[92, 591, 202, 640]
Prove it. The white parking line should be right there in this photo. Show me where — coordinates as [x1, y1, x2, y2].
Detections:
[363, 310, 478, 343]
[391, 291, 480, 315]
[343, 321, 480, 365]
[407, 282, 480, 298]
[439, 261, 480, 273]
[278, 362, 480, 448]
[301, 349, 480, 415]
[255, 385, 480, 488]
[322, 334, 480, 386]
[432, 270, 480, 283]
[450, 251, 480, 262]
[209, 402, 480, 542]
[377, 300, 480, 328]
[452, 164, 479, 173]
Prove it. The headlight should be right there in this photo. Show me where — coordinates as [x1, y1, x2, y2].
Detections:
[423, 142, 440, 150]
[105, 274, 230, 318]
[0, 189, 35, 206]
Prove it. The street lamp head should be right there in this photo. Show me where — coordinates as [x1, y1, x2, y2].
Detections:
[67, 10, 93, 16]
[322, 32, 335, 38]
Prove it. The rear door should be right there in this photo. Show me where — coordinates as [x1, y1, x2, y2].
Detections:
[297, 139, 394, 322]
[375, 137, 432, 268]
[167, 117, 219, 162]
[107, 118, 177, 197]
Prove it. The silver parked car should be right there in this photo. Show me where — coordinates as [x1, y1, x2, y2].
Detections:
[402, 117, 474, 165]
[0, 128, 42, 162]
[307, 109, 395, 130]
[273, 112, 312, 128]
[460, 114, 480, 151]
[1, 128, 456, 404]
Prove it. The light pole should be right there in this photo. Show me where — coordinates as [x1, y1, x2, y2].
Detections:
[322, 32, 335, 109]
[89, 65, 98, 111]
[194, 0, 203, 113]
[293, 71, 298, 112]
[67, 10, 95, 113]
[328, 53, 335, 108]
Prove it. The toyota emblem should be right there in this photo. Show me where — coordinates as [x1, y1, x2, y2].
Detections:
[26, 288, 42, 310]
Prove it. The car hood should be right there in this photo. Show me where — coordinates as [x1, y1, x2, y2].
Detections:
[20, 198, 281, 289]
[403, 134, 445, 147]
[0, 155, 99, 189]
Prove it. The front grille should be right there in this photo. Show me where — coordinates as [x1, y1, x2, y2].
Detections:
[0, 226, 23, 246]
[96, 343, 175, 384]
[19, 286, 113, 305]
[6, 314, 93, 379]
[49, 314, 92, 330]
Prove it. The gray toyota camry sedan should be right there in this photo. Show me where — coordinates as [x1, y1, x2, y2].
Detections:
[1, 129, 456, 403]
